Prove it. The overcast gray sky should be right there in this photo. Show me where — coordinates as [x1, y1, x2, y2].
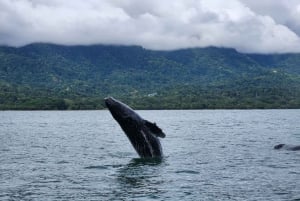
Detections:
[1, 0, 300, 53]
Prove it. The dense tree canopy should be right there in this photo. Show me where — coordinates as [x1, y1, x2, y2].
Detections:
[0, 44, 299, 110]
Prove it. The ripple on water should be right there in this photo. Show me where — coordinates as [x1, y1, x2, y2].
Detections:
[84, 165, 109, 170]
[84, 164, 124, 170]
[1, 148, 10, 152]
[175, 170, 200, 174]
[56, 160, 69, 164]
[31, 145, 47, 150]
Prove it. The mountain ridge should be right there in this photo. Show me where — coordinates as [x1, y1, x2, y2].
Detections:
[0, 43, 299, 109]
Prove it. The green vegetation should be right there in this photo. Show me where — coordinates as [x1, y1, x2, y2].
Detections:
[0, 43, 299, 110]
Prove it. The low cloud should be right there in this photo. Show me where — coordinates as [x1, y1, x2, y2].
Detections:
[1, 0, 300, 53]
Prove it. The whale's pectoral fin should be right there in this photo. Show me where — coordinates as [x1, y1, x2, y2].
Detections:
[144, 120, 166, 138]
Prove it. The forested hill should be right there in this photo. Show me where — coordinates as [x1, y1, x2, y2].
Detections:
[0, 43, 299, 109]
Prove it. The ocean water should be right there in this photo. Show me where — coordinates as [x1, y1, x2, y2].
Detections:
[0, 110, 299, 201]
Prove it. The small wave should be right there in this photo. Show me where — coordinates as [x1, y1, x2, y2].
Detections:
[56, 160, 69, 164]
[84, 165, 109, 170]
[35, 179, 61, 184]
[85, 164, 124, 169]
[288, 171, 300, 175]
[31, 145, 47, 150]
[175, 170, 200, 174]
[267, 164, 289, 169]
[129, 157, 164, 165]
[35, 160, 46, 164]
[274, 192, 289, 195]
[1, 148, 10, 152]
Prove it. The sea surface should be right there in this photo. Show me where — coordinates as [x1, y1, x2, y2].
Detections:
[0, 110, 299, 201]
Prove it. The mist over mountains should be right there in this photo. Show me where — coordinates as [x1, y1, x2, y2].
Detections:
[0, 43, 299, 109]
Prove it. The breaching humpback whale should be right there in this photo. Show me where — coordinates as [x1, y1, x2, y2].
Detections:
[105, 97, 165, 158]
[274, 144, 300, 151]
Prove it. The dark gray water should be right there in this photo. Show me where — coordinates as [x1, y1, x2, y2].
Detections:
[0, 110, 300, 201]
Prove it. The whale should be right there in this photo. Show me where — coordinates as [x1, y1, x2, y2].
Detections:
[274, 144, 300, 151]
[104, 97, 165, 158]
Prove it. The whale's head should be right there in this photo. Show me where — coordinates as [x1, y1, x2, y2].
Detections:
[104, 97, 139, 123]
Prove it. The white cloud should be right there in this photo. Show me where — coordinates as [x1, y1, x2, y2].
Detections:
[1, 0, 300, 53]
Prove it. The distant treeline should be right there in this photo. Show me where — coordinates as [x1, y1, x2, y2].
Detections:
[0, 43, 300, 110]
[1, 84, 299, 110]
